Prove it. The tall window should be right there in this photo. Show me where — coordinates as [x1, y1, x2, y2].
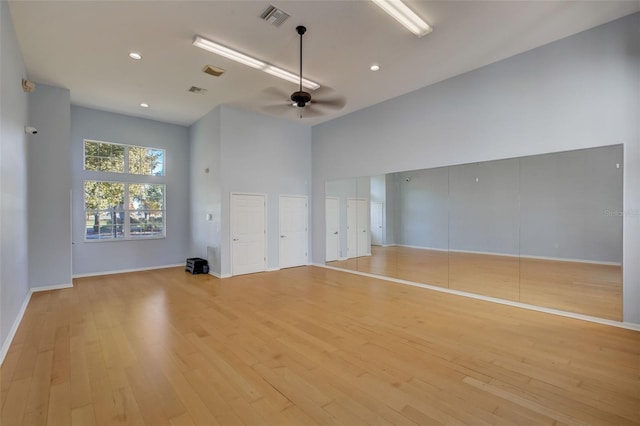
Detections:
[83, 140, 166, 241]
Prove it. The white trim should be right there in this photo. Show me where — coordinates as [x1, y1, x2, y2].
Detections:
[267, 267, 281, 272]
[72, 263, 183, 278]
[317, 264, 640, 331]
[209, 271, 232, 279]
[0, 291, 32, 366]
[517, 253, 621, 266]
[396, 244, 448, 252]
[394, 244, 622, 266]
[31, 283, 73, 293]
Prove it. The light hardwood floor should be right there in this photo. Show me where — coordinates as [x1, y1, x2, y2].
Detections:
[1, 266, 638, 425]
[329, 246, 623, 320]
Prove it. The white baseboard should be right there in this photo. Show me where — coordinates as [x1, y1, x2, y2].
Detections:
[209, 271, 231, 279]
[395, 245, 622, 266]
[0, 291, 32, 366]
[266, 267, 280, 272]
[396, 244, 449, 252]
[316, 264, 640, 332]
[31, 283, 74, 293]
[72, 263, 184, 278]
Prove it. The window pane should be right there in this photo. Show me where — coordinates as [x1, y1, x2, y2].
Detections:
[130, 211, 164, 238]
[129, 184, 164, 210]
[84, 181, 125, 210]
[85, 211, 124, 240]
[84, 140, 124, 173]
[85, 156, 100, 171]
[129, 146, 165, 176]
[84, 141, 100, 158]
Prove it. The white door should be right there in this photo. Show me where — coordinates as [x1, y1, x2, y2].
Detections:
[231, 194, 266, 276]
[325, 197, 339, 262]
[371, 201, 383, 246]
[347, 199, 370, 258]
[356, 199, 370, 256]
[279, 195, 308, 269]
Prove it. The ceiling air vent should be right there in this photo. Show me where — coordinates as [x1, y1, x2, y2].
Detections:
[260, 5, 290, 27]
[188, 86, 208, 94]
[202, 65, 225, 77]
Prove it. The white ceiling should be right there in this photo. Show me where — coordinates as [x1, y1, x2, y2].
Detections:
[8, 1, 640, 127]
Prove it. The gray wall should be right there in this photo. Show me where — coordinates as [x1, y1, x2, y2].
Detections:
[189, 106, 222, 276]
[311, 14, 640, 323]
[392, 146, 622, 261]
[449, 159, 520, 255]
[219, 106, 311, 276]
[520, 146, 623, 263]
[27, 84, 72, 287]
[70, 106, 190, 276]
[397, 167, 449, 251]
[0, 0, 30, 356]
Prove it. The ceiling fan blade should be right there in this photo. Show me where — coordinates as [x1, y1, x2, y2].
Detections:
[311, 96, 346, 110]
[262, 86, 291, 101]
[300, 105, 325, 118]
[262, 104, 296, 115]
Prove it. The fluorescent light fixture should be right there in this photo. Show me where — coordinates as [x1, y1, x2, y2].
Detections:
[263, 65, 320, 91]
[193, 35, 320, 90]
[371, 0, 432, 37]
[193, 36, 266, 69]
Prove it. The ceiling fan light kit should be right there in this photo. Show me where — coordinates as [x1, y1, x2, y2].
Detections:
[371, 0, 432, 37]
[192, 34, 320, 90]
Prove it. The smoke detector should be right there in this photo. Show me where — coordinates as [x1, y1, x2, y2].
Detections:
[260, 5, 290, 27]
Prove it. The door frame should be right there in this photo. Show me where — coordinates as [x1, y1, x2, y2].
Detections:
[278, 194, 309, 269]
[230, 192, 267, 277]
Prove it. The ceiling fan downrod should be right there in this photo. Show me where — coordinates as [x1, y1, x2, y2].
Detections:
[291, 25, 311, 108]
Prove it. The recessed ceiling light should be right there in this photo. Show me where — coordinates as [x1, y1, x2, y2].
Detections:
[129, 52, 142, 60]
[371, 0, 432, 38]
[370, 64, 380, 71]
[192, 35, 320, 91]
[140, 103, 149, 108]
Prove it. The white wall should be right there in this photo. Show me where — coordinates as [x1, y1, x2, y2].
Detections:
[27, 84, 72, 287]
[0, 0, 30, 357]
[189, 106, 222, 275]
[70, 106, 190, 276]
[312, 14, 640, 323]
[219, 106, 311, 276]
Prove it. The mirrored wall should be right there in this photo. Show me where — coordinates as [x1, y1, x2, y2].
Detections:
[325, 145, 623, 320]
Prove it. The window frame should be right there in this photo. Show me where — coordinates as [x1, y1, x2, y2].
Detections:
[83, 181, 166, 242]
[83, 139, 166, 176]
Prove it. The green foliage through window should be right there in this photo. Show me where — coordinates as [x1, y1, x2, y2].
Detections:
[84, 140, 164, 176]
[84, 181, 165, 241]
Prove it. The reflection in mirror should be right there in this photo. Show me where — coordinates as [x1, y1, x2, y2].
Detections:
[448, 159, 520, 300]
[519, 146, 623, 320]
[325, 178, 357, 269]
[324, 145, 623, 321]
[395, 168, 449, 287]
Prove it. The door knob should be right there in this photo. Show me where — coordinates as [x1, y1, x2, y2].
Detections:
[233, 238, 239, 241]
[333, 231, 338, 235]
[280, 235, 286, 238]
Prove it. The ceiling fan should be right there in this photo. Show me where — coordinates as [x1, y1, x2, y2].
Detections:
[263, 26, 345, 118]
